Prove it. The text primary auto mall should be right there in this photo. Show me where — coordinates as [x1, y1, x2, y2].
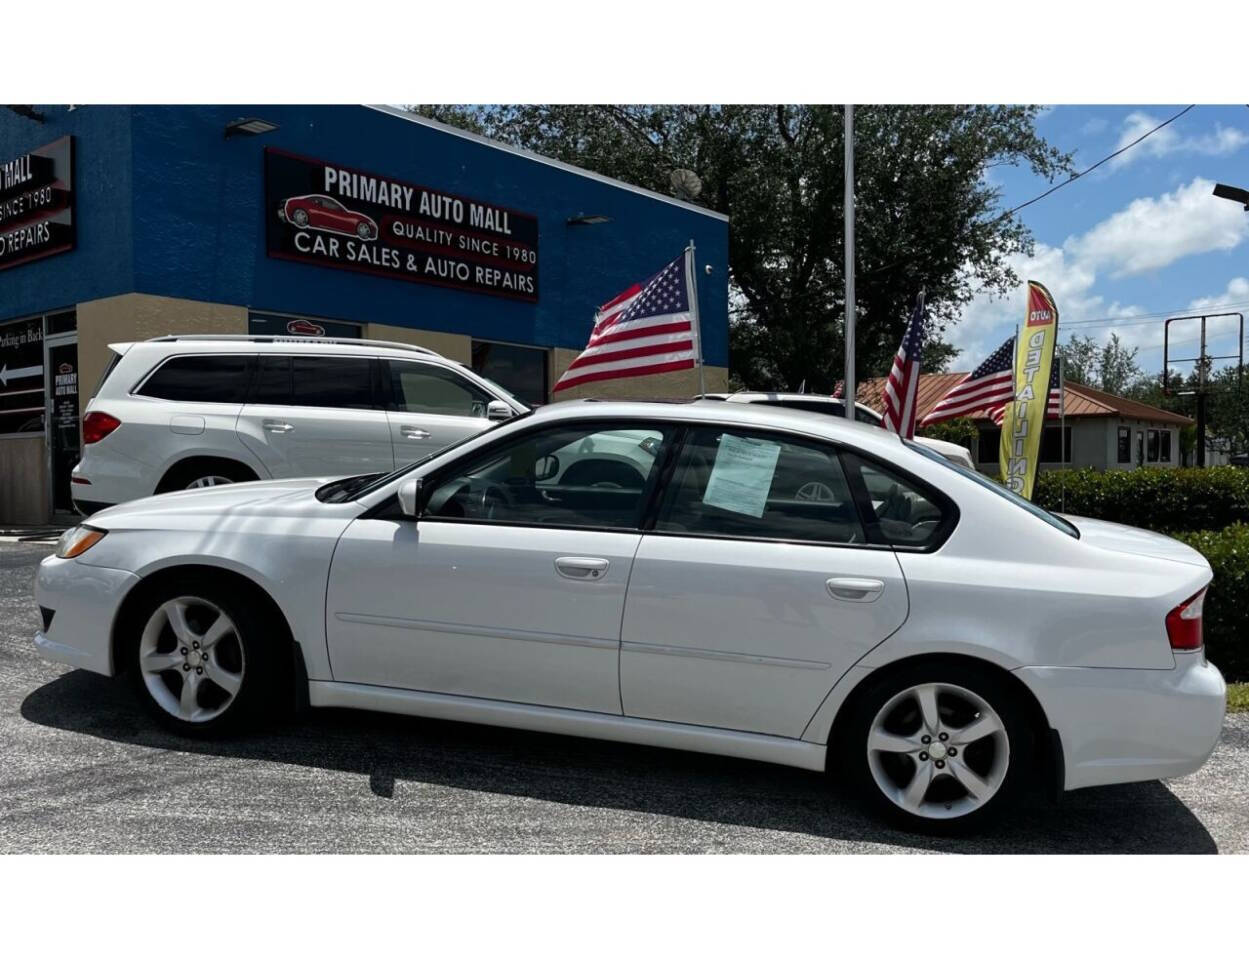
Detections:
[0, 105, 729, 525]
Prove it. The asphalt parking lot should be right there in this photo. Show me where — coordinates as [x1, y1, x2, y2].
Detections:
[2, 538, 1246, 854]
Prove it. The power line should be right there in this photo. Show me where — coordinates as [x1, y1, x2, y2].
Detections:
[1004, 105, 1196, 217]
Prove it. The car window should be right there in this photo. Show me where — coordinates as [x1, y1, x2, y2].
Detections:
[655, 427, 864, 545]
[424, 423, 671, 531]
[840, 452, 950, 548]
[251, 355, 291, 404]
[136, 355, 252, 403]
[387, 360, 493, 418]
[904, 439, 1075, 538]
[289, 356, 377, 410]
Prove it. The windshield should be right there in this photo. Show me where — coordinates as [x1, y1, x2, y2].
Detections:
[904, 439, 1079, 538]
[319, 412, 533, 503]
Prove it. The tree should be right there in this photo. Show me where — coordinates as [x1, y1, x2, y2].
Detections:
[1057, 332, 1143, 394]
[413, 105, 1071, 391]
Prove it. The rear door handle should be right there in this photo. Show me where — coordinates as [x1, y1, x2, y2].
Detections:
[262, 419, 294, 434]
[826, 577, 885, 602]
[555, 557, 610, 580]
[400, 425, 431, 440]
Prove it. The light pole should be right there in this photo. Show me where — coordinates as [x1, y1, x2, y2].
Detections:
[1213, 182, 1249, 210]
[843, 105, 856, 420]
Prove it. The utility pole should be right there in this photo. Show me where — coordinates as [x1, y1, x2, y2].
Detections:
[1163, 312, 1244, 467]
[843, 104, 856, 421]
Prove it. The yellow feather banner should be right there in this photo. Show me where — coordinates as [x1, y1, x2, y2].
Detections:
[999, 281, 1059, 499]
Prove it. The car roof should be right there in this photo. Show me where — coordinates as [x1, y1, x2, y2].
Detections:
[529, 398, 906, 452]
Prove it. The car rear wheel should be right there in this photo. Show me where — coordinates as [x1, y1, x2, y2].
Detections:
[156, 459, 257, 494]
[356, 221, 373, 239]
[125, 578, 280, 737]
[842, 661, 1031, 833]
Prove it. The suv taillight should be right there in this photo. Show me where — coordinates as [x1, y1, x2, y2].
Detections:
[1165, 589, 1206, 651]
[82, 411, 121, 444]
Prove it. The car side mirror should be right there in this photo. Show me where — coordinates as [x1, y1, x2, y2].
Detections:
[486, 400, 514, 422]
[397, 477, 424, 519]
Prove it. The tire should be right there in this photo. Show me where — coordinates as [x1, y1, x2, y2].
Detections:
[841, 660, 1033, 834]
[356, 221, 373, 239]
[292, 209, 308, 227]
[156, 459, 256, 494]
[123, 575, 283, 737]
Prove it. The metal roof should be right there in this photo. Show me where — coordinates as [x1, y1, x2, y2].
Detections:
[855, 373, 1194, 426]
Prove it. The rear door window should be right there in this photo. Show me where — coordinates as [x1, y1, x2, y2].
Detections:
[290, 356, 378, 409]
[655, 427, 865, 545]
[136, 355, 253, 403]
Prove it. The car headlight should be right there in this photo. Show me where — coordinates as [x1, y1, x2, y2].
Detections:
[55, 525, 107, 559]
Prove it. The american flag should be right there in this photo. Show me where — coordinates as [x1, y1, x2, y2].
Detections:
[552, 250, 698, 393]
[920, 335, 1017, 426]
[882, 292, 927, 438]
[991, 362, 1062, 425]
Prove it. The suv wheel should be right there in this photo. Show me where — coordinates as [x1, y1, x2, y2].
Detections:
[156, 460, 257, 494]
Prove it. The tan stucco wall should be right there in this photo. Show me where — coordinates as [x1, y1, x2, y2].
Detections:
[0, 436, 49, 525]
[548, 347, 728, 402]
[364, 323, 471, 364]
[76, 293, 248, 405]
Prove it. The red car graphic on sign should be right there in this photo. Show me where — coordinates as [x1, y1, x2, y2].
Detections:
[285, 319, 326, 337]
[279, 194, 378, 240]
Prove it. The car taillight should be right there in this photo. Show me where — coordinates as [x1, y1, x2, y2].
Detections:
[1165, 589, 1206, 651]
[82, 411, 121, 444]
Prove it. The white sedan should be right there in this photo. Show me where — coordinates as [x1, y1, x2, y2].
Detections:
[34, 400, 1225, 832]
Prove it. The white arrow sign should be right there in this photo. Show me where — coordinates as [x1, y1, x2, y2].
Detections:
[0, 364, 43, 388]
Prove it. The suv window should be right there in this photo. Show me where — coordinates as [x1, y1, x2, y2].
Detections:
[655, 427, 864, 545]
[424, 423, 671, 531]
[137, 355, 252, 403]
[387, 360, 492, 418]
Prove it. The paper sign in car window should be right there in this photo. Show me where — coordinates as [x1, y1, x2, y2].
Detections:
[702, 433, 782, 518]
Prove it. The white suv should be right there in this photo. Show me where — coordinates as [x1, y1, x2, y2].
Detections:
[702, 392, 976, 469]
[72, 335, 528, 515]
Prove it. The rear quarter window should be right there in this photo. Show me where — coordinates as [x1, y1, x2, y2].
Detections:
[136, 355, 253, 403]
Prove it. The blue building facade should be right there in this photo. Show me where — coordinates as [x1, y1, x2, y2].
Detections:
[0, 105, 729, 522]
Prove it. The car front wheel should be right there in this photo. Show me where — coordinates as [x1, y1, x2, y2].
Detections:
[125, 578, 280, 736]
[843, 662, 1031, 833]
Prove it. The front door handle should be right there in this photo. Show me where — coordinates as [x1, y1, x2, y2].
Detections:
[262, 419, 294, 434]
[400, 425, 432, 440]
[826, 577, 885, 602]
[555, 556, 610, 580]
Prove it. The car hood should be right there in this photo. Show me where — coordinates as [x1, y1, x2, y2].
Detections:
[1061, 514, 1210, 568]
[86, 477, 335, 527]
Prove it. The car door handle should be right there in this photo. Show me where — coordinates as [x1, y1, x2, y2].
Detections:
[555, 557, 610, 580]
[262, 419, 294, 434]
[400, 425, 431, 440]
[826, 577, 885, 602]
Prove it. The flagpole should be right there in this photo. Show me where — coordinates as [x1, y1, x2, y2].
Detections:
[1060, 354, 1067, 512]
[687, 240, 706, 396]
[843, 103, 855, 421]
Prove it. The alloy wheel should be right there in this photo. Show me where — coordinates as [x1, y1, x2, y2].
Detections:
[186, 475, 234, 489]
[138, 597, 246, 723]
[866, 681, 1009, 820]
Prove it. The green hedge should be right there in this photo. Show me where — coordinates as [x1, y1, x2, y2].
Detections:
[1174, 525, 1249, 682]
[1033, 466, 1249, 534]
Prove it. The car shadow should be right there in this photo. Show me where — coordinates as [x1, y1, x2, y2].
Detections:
[21, 669, 1218, 854]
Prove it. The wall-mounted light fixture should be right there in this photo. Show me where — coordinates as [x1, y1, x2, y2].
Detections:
[567, 213, 612, 226]
[224, 117, 279, 139]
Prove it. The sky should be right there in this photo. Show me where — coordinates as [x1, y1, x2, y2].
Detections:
[951, 104, 1249, 380]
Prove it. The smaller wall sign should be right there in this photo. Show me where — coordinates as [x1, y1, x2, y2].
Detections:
[0, 317, 45, 435]
[264, 148, 539, 303]
[0, 136, 75, 272]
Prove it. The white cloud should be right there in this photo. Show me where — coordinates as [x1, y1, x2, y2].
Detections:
[1108, 111, 1249, 170]
[1080, 116, 1108, 136]
[1066, 177, 1249, 277]
[948, 180, 1249, 368]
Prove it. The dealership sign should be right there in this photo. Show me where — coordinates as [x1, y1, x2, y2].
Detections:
[0, 136, 75, 272]
[264, 148, 539, 302]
